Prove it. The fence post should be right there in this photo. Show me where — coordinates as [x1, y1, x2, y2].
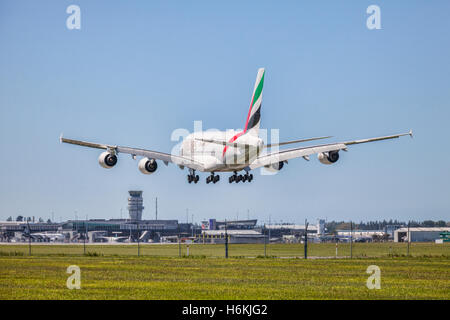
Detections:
[26, 220, 31, 256]
[350, 221, 353, 259]
[407, 221, 410, 257]
[264, 224, 267, 258]
[304, 219, 308, 259]
[137, 223, 140, 257]
[84, 220, 87, 255]
[225, 221, 228, 259]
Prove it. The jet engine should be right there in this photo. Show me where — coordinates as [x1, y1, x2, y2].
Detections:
[264, 161, 284, 172]
[318, 150, 339, 165]
[98, 151, 117, 169]
[138, 157, 158, 174]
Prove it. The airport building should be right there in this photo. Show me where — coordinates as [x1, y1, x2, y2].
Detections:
[0, 221, 60, 233]
[336, 230, 385, 242]
[394, 227, 450, 242]
[200, 229, 267, 244]
[201, 219, 257, 230]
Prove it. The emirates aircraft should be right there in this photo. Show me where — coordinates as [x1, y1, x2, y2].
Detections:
[61, 68, 412, 184]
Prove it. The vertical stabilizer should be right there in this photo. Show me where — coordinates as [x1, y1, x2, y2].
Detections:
[244, 68, 265, 136]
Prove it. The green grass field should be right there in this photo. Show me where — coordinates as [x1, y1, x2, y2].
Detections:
[0, 243, 449, 299]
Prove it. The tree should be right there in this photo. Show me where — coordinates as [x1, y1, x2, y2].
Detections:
[436, 220, 446, 227]
[16, 215, 23, 222]
[6, 216, 12, 221]
[422, 220, 435, 227]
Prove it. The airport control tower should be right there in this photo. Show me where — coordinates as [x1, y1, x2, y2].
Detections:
[128, 191, 144, 221]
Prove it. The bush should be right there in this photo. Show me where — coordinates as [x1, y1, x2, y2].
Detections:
[0, 251, 25, 256]
[85, 251, 103, 257]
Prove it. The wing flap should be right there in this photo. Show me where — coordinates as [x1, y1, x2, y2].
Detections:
[265, 136, 332, 148]
[116, 146, 204, 171]
[250, 143, 347, 169]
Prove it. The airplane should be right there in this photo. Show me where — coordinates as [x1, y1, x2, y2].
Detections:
[61, 68, 412, 184]
[22, 230, 65, 242]
[99, 236, 129, 243]
[30, 232, 66, 242]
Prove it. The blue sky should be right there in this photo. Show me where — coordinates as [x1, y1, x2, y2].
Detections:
[1, 0, 449, 224]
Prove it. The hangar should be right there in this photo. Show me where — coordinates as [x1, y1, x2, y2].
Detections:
[394, 227, 450, 242]
[200, 230, 267, 244]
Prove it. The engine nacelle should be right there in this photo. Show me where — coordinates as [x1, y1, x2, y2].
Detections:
[318, 150, 339, 165]
[98, 151, 117, 169]
[138, 158, 158, 174]
[264, 161, 284, 172]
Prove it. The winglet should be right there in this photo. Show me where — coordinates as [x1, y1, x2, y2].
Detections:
[409, 129, 413, 138]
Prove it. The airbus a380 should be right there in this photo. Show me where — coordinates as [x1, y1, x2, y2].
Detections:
[61, 68, 412, 184]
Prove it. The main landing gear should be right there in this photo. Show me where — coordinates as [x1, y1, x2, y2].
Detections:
[187, 171, 252, 184]
[229, 171, 253, 183]
[206, 172, 220, 184]
[187, 169, 199, 184]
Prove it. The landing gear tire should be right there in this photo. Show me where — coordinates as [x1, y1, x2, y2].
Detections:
[188, 170, 198, 184]
[206, 172, 219, 184]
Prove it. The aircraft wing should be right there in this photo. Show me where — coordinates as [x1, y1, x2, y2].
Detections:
[250, 130, 412, 169]
[195, 135, 332, 149]
[60, 136, 205, 171]
[265, 136, 332, 148]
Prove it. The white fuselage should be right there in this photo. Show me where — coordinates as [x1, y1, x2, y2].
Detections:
[180, 130, 264, 172]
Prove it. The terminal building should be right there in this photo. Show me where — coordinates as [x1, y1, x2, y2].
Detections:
[0, 221, 61, 242]
[0, 191, 192, 243]
[63, 191, 191, 242]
